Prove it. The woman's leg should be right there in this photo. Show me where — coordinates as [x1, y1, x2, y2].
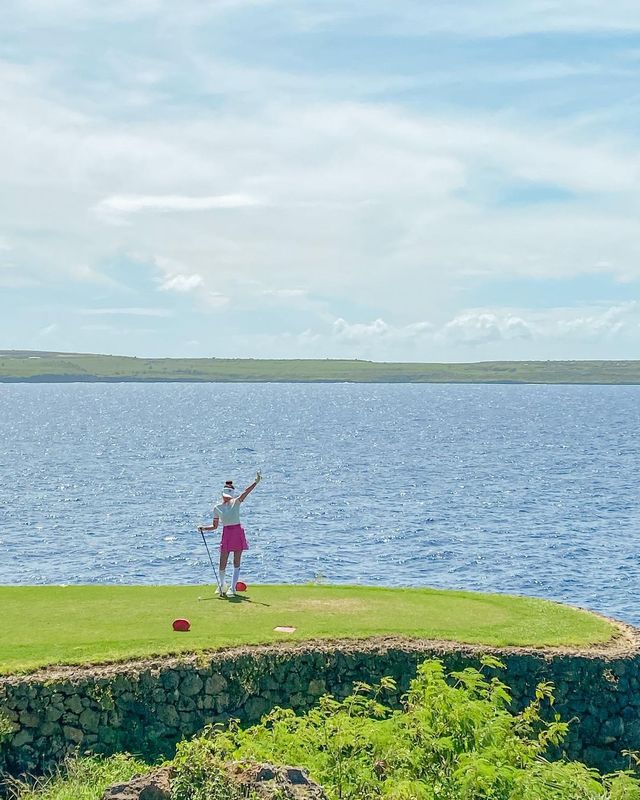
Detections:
[218, 550, 230, 591]
[231, 551, 243, 591]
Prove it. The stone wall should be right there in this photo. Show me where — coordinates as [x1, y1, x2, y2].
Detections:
[2, 633, 640, 778]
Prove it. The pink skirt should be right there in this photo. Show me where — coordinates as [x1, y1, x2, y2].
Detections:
[220, 524, 249, 553]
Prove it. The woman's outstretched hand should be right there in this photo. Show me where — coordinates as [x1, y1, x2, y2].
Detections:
[255, 470, 262, 484]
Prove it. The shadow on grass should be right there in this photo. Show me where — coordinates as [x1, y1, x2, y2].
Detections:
[197, 594, 271, 607]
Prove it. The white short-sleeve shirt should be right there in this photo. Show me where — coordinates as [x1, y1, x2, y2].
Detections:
[213, 498, 242, 526]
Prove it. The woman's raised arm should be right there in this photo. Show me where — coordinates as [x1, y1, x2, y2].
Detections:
[238, 471, 262, 502]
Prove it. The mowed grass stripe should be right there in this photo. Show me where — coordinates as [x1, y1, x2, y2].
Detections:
[0, 584, 616, 674]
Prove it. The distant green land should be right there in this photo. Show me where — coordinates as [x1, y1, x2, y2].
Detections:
[1, 351, 639, 383]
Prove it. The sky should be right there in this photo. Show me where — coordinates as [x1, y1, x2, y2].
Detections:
[1, 0, 640, 361]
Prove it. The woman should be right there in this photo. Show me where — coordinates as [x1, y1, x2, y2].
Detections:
[199, 471, 261, 597]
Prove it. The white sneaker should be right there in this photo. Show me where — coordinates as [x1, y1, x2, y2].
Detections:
[216, 583, 228, 596]
[226, 587, 236, 598]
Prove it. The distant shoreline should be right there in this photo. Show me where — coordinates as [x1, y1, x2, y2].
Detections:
[1, 351, 640, 384]
[3, 377, 640, 386]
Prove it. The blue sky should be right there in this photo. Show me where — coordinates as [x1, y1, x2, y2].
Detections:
[1, 0, 639, 361]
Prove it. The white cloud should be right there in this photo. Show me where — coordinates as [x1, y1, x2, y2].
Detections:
[289, 1, 640, 38]
[2, 54, 639, 323]
[79, 307, 173, 317]
[2, 4, 640, 358]
[554, 301, 638, 338]
[151, 256, 229, 308]
[334, 317, 389, 340]
[262, 288, 308, 298]
[404, 321, 435, 336]
[333, 317, 434, 343]
[324, 312, 533, 354]
[158, 273, 204, 293]
[298, 328, 321, 346]
[5, 0, 278, 25]
[441, 312, 534, 346]
[438, 304, 640, 347]
[95, 193, 264, 222]
[9, 0, 640, 37]
[201, 292, 230, 309]
[306, 304, 638, 357]
[119, 300, 637, 359]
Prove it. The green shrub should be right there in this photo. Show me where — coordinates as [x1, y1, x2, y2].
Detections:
[172, 657, 640, 800]
[7, 753, 149, 800]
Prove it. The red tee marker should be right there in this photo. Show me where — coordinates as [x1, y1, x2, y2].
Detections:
[235, 581, 247, 592]
[172, 618, 190, 632]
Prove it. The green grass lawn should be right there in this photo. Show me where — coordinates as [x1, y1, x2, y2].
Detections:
[0, 585, 617, 675]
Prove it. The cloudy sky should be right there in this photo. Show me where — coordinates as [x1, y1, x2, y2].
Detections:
[1, 0, 640, 361]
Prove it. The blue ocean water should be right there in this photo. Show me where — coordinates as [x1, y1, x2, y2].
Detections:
[1, 382, 639, 624]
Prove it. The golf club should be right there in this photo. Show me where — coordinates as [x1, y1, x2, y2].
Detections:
[199, 528, 224, 595]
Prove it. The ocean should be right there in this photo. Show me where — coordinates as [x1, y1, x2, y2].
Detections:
[1, 382, 639, 623]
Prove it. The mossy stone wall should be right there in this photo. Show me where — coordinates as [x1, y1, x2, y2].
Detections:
[1, 638, 639, 777]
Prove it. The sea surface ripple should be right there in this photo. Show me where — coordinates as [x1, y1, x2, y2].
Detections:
[1, 382, 639, 624]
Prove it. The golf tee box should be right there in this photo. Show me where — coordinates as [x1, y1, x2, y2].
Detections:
[172, 618, 190, 632]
